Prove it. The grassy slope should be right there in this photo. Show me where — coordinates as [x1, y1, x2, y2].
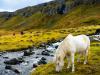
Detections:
[0, 25, 99, 51]
[0, 12, 62, 31]
[0, 4, 100, 31]
[31, 44, 100, 75]
[53, 4, 100, 29]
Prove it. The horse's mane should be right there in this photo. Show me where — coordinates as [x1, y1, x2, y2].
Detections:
[54, 34, 73, 63]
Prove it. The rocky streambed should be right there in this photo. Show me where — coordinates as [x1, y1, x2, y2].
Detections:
[0, 42, 61, 75]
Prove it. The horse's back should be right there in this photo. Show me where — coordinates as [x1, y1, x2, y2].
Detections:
[73, 35, 90, 52]
[74, 35, 90, 44]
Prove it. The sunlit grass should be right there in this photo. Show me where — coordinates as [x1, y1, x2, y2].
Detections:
[0, 25, 99, 51]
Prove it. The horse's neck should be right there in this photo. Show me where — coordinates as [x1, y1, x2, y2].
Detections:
[65, 34, 73, 41]
[67, 34, 73, 38]
[57, 47, 66, 58]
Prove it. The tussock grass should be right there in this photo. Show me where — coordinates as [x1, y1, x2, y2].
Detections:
[0, 25, 99, 51]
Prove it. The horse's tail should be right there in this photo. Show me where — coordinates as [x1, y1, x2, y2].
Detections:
[86, 35, 90, 51]
[84, 35, 90, 56]
[82, 34, 90, 47]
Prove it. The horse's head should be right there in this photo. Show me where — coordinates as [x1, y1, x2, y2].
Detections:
[53, 51, 64, 72]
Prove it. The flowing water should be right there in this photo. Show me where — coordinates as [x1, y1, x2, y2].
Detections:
[0, 42, 60, 75]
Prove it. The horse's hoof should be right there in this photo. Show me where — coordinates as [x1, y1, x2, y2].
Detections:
[77, 60, 80, 63]
[84, 61, 87, 64]
[72, 70, 75, 73]
[72, 69, 75, 73]
[67, 66, 70, 69]
[55, 70, 60, 73]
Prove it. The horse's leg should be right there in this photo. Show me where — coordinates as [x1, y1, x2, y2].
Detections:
[67, 56, 71, 69]
[84, 49, 88, 64]
[77, 53, 82, 62]
[71, 53, 75, 72]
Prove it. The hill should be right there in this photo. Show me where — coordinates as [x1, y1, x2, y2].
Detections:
[0, 0, 100, 32]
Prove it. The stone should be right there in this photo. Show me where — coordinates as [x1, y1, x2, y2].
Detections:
[23, 50, 34, 56]
[5, 65, 20, 74]
[5, 65, 12, 69]
[41, 51, 50, 56]
[13, 69, 20, 74]
[41, 57, 46, 60]
[38, 58, 47, 65]
[33, 64, 38, 68]
[35, 56, 39, 58]
[38, 60, 47, 65]
[4, 58, 24, 65]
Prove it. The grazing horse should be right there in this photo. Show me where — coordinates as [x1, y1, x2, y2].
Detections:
[54, 34, 90, 72]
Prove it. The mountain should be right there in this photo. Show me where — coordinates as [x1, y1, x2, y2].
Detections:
[0, 0, 100, 31]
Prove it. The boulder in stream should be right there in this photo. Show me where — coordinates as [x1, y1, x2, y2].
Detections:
[4, 58, 24, 65]
[41, 57, 46, 60]
[23, 50, 35, 56]
[5, 65, 20, 74]
[38, 57, 47, 65]
[33, 64, 38, 68]
[41, 51, 50, 56]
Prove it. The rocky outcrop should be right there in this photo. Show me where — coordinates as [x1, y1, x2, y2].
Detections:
[0, 12, 15, 20]
[0, 0, 99, 19]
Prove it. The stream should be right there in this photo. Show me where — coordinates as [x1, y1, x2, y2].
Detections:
[0, 42, 61, 75]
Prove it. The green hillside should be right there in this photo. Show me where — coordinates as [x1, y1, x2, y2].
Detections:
[0, 0, 99, 32]
[53, 4, 100, 28]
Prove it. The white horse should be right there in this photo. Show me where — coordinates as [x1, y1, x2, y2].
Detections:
[54, 34, 90, 72]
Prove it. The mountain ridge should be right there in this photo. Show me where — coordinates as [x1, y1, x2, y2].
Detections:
[0, 0, 100, 31]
